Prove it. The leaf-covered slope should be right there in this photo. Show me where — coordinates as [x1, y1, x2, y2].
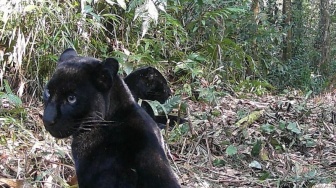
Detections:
[1, 91, 336, 187]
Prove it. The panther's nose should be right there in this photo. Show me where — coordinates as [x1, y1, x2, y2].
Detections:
[43, 104, 57, 127]
[43, 118, 55, 127]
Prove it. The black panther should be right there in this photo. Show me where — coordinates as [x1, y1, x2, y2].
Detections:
[42, 48, 180, 188]
[124, 67, 185, 128]
[124, 66, 171, 104]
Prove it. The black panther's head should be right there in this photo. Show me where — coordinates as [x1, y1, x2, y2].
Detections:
[124, 67, 171, 104]
[42, 48, 119, 138]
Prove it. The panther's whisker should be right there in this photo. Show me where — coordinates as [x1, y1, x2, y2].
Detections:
[79, 121, 116, 125]
[79, 116, 106, 122]
[80, 117, 98, 120]
[80, 122, 112, 126]
[93, 111, 105, 119]
[80, 125, 116, 129]
[79, 127, 93, 131]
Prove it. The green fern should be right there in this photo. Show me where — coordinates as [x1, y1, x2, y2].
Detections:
[139, 99, 161, 116]
[4, 79, 13, 95]
[1, 80, 22, 107]
[161, 96, 181, 114]
[140, 96, 182, 116]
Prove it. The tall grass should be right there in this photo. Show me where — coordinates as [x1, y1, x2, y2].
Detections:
[0, 0, 116, 101]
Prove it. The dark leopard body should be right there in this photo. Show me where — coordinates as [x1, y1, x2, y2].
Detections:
[43, 49, 180, 188]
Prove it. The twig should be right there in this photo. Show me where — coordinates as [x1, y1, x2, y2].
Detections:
[165, 118, 170, 138]
[186, 107, 195, 136]
[177, 103, 182, 125]
[187, 132, 205, 164]
[165, 143, 181, 176]
[43, 159, 75, 169]
[205, 134, 212, 167]
[180, 138, 187, 155]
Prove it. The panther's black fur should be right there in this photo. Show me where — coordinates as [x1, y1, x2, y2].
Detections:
[42, 48, 180, 188]
[124, 66, 171, 104]
[124, 67, 185, 128]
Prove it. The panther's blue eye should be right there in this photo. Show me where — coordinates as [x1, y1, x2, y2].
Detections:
[67, 95, 76, 104]
[45, 89, 50, 98]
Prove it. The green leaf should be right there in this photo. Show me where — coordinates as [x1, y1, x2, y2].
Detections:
[116, 0, 127, 10]
[83, 5, 93, 14]
[0, 135, 8, 145]
[161, 96, 181, 114]
[2, 80, 22, 107]
[188, 53, 207, 62]
[4, 80, 14, 95]
[56, 149, 66, 158]
[155, 102, 168, 117]
[213, 158, 225, 167]
[226, 7, 247, 13]
[259, 171, 270, 180]
[287, 122, 301, 134]
[147, 0, 158, 23]
[270, 138, 281, 150]
[305, 90, 312, 100]
[303, 135, 316, 147]
[249, 160, 262, 169]
[260, 123, 275, 134]
[105, 0, 116, 6]
[139, 100, 160, 116]
[124, 62, 134, 75]
[226, 145, 237, 156]
[197, 0, 204, 6]
[304, 138, 316, 147]
[278, 120, 286, 130]
[198, 86, 220, 104]
[235, 110, 264, 128]
[211, 110, 221, 117]
[24, 5, 37, 12]
[251, 140, 262, 157]
[306, 169, 317, 178]
[5, 94, 23, 107]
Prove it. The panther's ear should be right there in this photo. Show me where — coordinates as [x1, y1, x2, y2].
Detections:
[94, 58, 119, 91]
[59, 48, 78, 62]
[102, 58, 119, 77]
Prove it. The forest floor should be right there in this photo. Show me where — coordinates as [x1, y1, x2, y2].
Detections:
[1, 90, 336, 188]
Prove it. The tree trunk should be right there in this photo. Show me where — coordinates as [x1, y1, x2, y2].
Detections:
[245, 0, 259, 78]
[292, 0, 303, 57]
[266, 0, 279, 24]
[251, 0, 259, 18]
[282, 0, 292, 61]
[315, 0, 331, 74]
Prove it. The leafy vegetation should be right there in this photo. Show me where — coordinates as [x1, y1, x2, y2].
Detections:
[1, 0, 336, 187]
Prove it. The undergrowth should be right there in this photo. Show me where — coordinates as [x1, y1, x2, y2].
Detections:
[1, 0, 336, 187]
